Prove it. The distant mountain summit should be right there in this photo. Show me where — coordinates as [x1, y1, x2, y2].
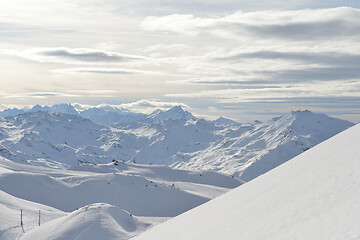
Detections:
[146, 106, 195, 122]
[29, 103, 79, 115]
[214, 117, 238, 125]
[0, 104, 195, 125]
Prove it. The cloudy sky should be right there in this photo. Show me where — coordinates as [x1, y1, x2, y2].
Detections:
[1, 0, 360, 122]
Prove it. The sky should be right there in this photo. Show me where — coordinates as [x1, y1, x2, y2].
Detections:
[0, 0, 360, 122]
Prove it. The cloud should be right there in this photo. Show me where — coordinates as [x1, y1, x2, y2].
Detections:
[72, 100, 191, 114]
[0, 90, 122, 100]
[142, 7, 360, 41]
[51, 67, 162, 75]
[8, 47, 146, 65]
[119, 99, 190, 113]
[215, 51, 360, 67]
[165, 80, 360, 102]
[105, 0, 360, 16]
[260, 67, 360, 82]
[2, 92, 82, 99]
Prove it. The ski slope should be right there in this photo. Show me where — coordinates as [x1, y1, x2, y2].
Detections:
[134, 123, 360, 240]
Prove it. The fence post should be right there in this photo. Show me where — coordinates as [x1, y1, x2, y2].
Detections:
[20, 209, 23, 226]
[38, 210, 41, 226]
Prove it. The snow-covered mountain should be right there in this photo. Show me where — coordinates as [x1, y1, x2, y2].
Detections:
[134, 123, 360, 240]
[0, 110, 353, 182]
[213, 117, 238, 125]
[146, 106, 195, 122]
[172, 110, 354, 181]
[0, 157, 240, 239]
[79, 106, 146, 125]
[30, 104, 79, 115]
[0, 104, 194, 125]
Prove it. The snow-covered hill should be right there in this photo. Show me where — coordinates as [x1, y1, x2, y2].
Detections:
[134, 123, 360, 240]
[19, 203, 162, 240]
[0, 157, 240, 239]
[0, 110, 353, 182]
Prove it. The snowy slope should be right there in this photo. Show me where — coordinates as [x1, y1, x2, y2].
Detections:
[0, 110, 353, 182]
[134, 123, 360, 240]
[0, 189, 65, 240]
[19, 203, 165, 240]
[0, 157, 240, 240]
[0, 159, 239, 216]
[172, 110, 354, 181]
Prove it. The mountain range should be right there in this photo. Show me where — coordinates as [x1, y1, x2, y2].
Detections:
[0, 105, 353, 182]
[0, 104, 195, 125]
[0, 103, 356, 240]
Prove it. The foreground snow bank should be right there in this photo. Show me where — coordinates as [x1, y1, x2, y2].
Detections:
[135, 124, 360, 240]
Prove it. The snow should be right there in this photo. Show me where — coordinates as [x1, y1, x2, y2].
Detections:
[0, 110, 353, 182]
[0, 159, 239, 216]
[172, 110, 353, 181]
[0, 106, 356, 240]
[0, 157, 240, 239]
[213, 117, 238, 125]
[146, 106, 195, 122]
[134, 123, 360, 240]
[0, 104, 193, 125]
[19, 203, 164, 240]
[0, 189, 65, 240]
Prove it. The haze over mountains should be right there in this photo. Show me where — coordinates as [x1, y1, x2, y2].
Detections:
[0, 104, 353, 182]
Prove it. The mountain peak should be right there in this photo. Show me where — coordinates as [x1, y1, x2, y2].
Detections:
[168, 105, 184, 112]
[214, 117, 238, 125]
[146, 106, 195, 122]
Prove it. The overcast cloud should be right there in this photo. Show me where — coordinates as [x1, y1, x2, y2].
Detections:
[0, 1, 359, 122]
